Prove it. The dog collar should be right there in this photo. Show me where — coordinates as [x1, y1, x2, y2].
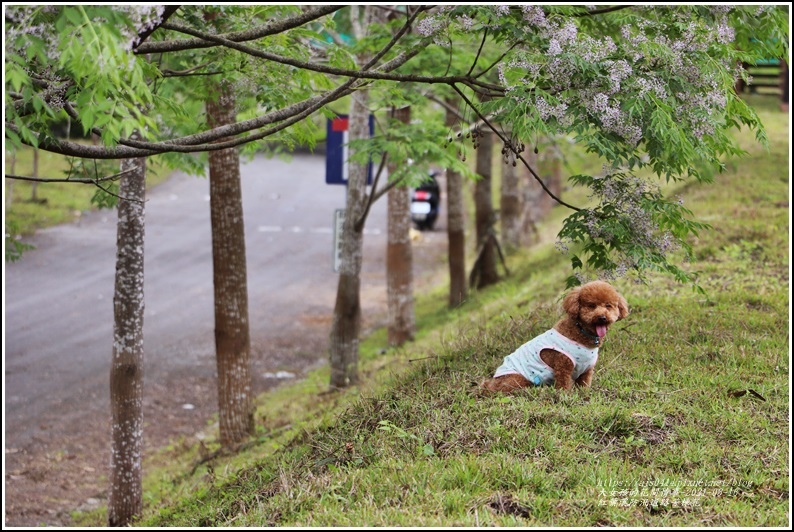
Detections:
[576, 322, 600, 346]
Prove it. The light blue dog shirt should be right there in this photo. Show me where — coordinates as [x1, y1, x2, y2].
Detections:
[493, 329, 599, 386]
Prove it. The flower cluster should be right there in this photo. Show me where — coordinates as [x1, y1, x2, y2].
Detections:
[456, 14, 476, 31]
[494, 5, 750, 156]
[575, 35, 617, 63]
[114, 5, 167, 50]
[521, 5, 547, 28]
[583, 92, 643, 146]
[548, 21, 578, 56]
[5, 6, 61, 62]
[635, 75, 668, 100]
[715, 21, 735, 45]
[415, 15, 444, 37]
[603, 59, 633, 93]
[708, 5, 734, 16]
[560, 173, 683, 281]
[605, 176, 679, 254]
[535, 96, 570, 124]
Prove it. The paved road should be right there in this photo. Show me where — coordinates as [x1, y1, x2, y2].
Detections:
[4, 153, 402, 450]
[4, 152, 450, 527]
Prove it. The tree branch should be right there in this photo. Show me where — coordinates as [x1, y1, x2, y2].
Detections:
[355, 152, 390, 232]
[93, 179, 144, 205]
[466, 25, 489, 77]
[15, 15, 430, 159]
[134, 5, 343, 54]
[8, 45, 424, 158]
[154, 7, 502, 95]
[573, 5, 634, 17]
[5, 167, 134, 184]
[133, 5, 181, 48]
[472, 40, 525, 80]
[9, 7, 501, 161]
[427, 94, 466, 122]
[159, 61, 216, 77]
[451, 84, 581, 212]
[368, 171, 410, 206]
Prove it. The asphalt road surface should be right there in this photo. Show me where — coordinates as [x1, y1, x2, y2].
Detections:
[3, 152, 448, 525]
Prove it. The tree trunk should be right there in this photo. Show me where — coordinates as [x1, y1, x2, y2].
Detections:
[30, 148, 39, 202]
[519, 143, 549, 246]
[540, 141, 563, 201]
[329, 5, 384, 388]
[108, 152, 146, 527]
[386, 105, 414, 346]
[6, 149, 15, 207]
[500, 146, 522, 251]
[472, 128, 499, 289]
[329, 90, 369, 388]
[532, 139, 556, 217]
[444, 101, 467, 307]
[206, 81, 254, 446]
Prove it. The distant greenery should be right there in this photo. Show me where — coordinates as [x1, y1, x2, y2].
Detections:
[4, 147, 172, 259]
[80, 94, 790, 528]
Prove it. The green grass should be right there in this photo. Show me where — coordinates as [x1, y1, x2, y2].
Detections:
[4, 146, 172, 237]
[73, 94, 790, 527]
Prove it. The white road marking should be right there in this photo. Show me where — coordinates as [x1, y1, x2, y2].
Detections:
[256, 226, 383, 235]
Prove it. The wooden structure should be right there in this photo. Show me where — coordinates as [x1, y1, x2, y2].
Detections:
[735, 59, 789, 108]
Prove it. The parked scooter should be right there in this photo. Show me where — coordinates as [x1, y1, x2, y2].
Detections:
[410, 171, 441, 231]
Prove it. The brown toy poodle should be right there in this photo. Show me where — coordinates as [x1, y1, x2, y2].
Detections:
[481, 280, 628, 393]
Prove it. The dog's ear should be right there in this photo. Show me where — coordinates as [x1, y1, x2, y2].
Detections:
[562, 286, 581, 317]
[617, 293, 629, 319]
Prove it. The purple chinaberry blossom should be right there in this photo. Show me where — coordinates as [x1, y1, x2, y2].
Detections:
[636, 76, 668, 100]
[456, 14, 476, 31]
[535, 96, 568, 123]
[548, 39, 563, 56]
[555, 239, 569, 254]
[521, 5, 548, 28]
[584, 93, 642, 146]
[604, 59, 633, 93]
[709, 5, 734, 16]
[715, 20, 735, 44]
[114, 5, 167, 50]
[577, 35, 617, 63]
[415, 15, 444, 37]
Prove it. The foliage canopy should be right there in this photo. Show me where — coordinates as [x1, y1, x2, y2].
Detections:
[4, 4, 789, 286]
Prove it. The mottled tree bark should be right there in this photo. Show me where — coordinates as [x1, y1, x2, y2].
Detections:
[6, 149, 15, 207]
[472, 129, 499, 289]
[206, 81, 254, 446]
[329, 5, 385, 388]
[329, 89, 369, 388]
[30, 148, 39, 202]
[108, 152, 146, 527]
[445, 101, 467, 308]
[386, 105, 415, 346]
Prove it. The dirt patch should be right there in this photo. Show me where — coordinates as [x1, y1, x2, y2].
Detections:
[488, 493, 531, 519]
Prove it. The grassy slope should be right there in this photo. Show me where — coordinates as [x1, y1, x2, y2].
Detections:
[4, 148, 172, 236]
[124, 96, 788, 527]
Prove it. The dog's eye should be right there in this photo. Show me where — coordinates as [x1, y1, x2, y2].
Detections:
[605, 303, 613, 309]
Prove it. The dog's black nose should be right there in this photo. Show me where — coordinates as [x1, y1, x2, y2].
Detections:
[596, 316, 608, 323]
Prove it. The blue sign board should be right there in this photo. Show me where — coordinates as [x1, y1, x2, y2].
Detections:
[325, 114, 375, 185]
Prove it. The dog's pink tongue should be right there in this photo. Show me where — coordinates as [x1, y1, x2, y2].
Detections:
[596, 325, 608, 338]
